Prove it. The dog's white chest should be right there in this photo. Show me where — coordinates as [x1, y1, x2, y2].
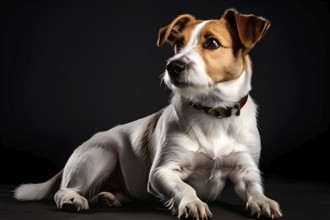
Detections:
[178, 132, 245, 201]
[180, 151, 227, 201]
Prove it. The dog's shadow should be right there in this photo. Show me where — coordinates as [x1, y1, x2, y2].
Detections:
[9, 184, 254, 219]
[90, 201, 168, 213]
[28, 198, 257, 219]
[39, 185, 252, 218]
[93, 200, 258, 219]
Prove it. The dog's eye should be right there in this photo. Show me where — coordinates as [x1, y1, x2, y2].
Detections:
[174, 40, 184, 51]
[203, 38, 220, 49]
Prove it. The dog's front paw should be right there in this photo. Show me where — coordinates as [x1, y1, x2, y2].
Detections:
[178, 199, 212, 220]
[246, 195, 282, 219]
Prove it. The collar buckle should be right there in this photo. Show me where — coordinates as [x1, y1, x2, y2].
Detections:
[207, 108, 227, 118]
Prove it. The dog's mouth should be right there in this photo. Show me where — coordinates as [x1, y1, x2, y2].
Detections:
[171, 79, 191, 88]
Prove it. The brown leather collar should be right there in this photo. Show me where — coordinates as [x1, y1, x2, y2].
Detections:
[184, 95, 249, 118]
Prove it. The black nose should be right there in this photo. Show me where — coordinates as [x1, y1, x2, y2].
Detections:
[166, 60, 186, 80]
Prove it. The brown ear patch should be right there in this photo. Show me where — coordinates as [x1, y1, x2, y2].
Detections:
[157, 14, 195, 46]
[222, 8, 270, 50]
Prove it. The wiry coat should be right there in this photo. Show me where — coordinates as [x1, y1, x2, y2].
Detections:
[14, 8, 282, 219]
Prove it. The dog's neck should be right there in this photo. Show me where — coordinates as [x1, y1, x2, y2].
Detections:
[182, 95, 249, 118]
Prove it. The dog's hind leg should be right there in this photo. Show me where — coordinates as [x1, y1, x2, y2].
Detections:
[89, 192, 122, 207]
[54, 130, 119, 212]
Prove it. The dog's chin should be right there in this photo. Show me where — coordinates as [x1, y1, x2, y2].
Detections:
[171, 80, 191, 88]
[170, 80, 210, 90]
[168, 81, 212, 99]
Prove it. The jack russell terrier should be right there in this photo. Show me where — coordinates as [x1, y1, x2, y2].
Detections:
[14, 8, 282, 219]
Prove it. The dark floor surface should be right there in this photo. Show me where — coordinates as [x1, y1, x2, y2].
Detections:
[1, 175, 330, 220]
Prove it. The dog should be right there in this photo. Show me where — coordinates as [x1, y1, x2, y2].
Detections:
[14, 8, 282, 219]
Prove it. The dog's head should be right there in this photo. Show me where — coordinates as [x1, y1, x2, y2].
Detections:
[158, 8, 270, 106]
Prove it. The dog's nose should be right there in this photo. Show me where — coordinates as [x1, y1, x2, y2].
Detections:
[166, 60, 186, 80]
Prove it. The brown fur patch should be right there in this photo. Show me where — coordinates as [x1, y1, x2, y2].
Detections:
[138, 111, 163, 160]
[174, 20, 201, 44]
[157, 14, 195, 46]
[198, 20, 246, 83]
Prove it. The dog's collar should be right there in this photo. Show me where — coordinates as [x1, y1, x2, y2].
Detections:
[184, 95, 249, 118]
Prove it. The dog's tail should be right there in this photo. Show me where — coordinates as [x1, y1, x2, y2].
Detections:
[13, 170, 63, 201]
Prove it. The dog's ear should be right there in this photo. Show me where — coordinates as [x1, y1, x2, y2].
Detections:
[157, 14, 195, 46]
[222, 8, 270, 51]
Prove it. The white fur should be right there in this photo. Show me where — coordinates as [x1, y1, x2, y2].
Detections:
[14, 20, 282, 219]
[14, 173, 60, 200]
[164, 21, 212, 96]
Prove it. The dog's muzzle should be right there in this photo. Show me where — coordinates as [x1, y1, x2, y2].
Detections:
[166, 60, 186, 86]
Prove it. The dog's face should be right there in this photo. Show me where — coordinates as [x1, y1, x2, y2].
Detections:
[158, 9, 270, 102]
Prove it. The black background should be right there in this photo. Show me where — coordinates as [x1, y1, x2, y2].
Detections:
[0, 0, 329, 184]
